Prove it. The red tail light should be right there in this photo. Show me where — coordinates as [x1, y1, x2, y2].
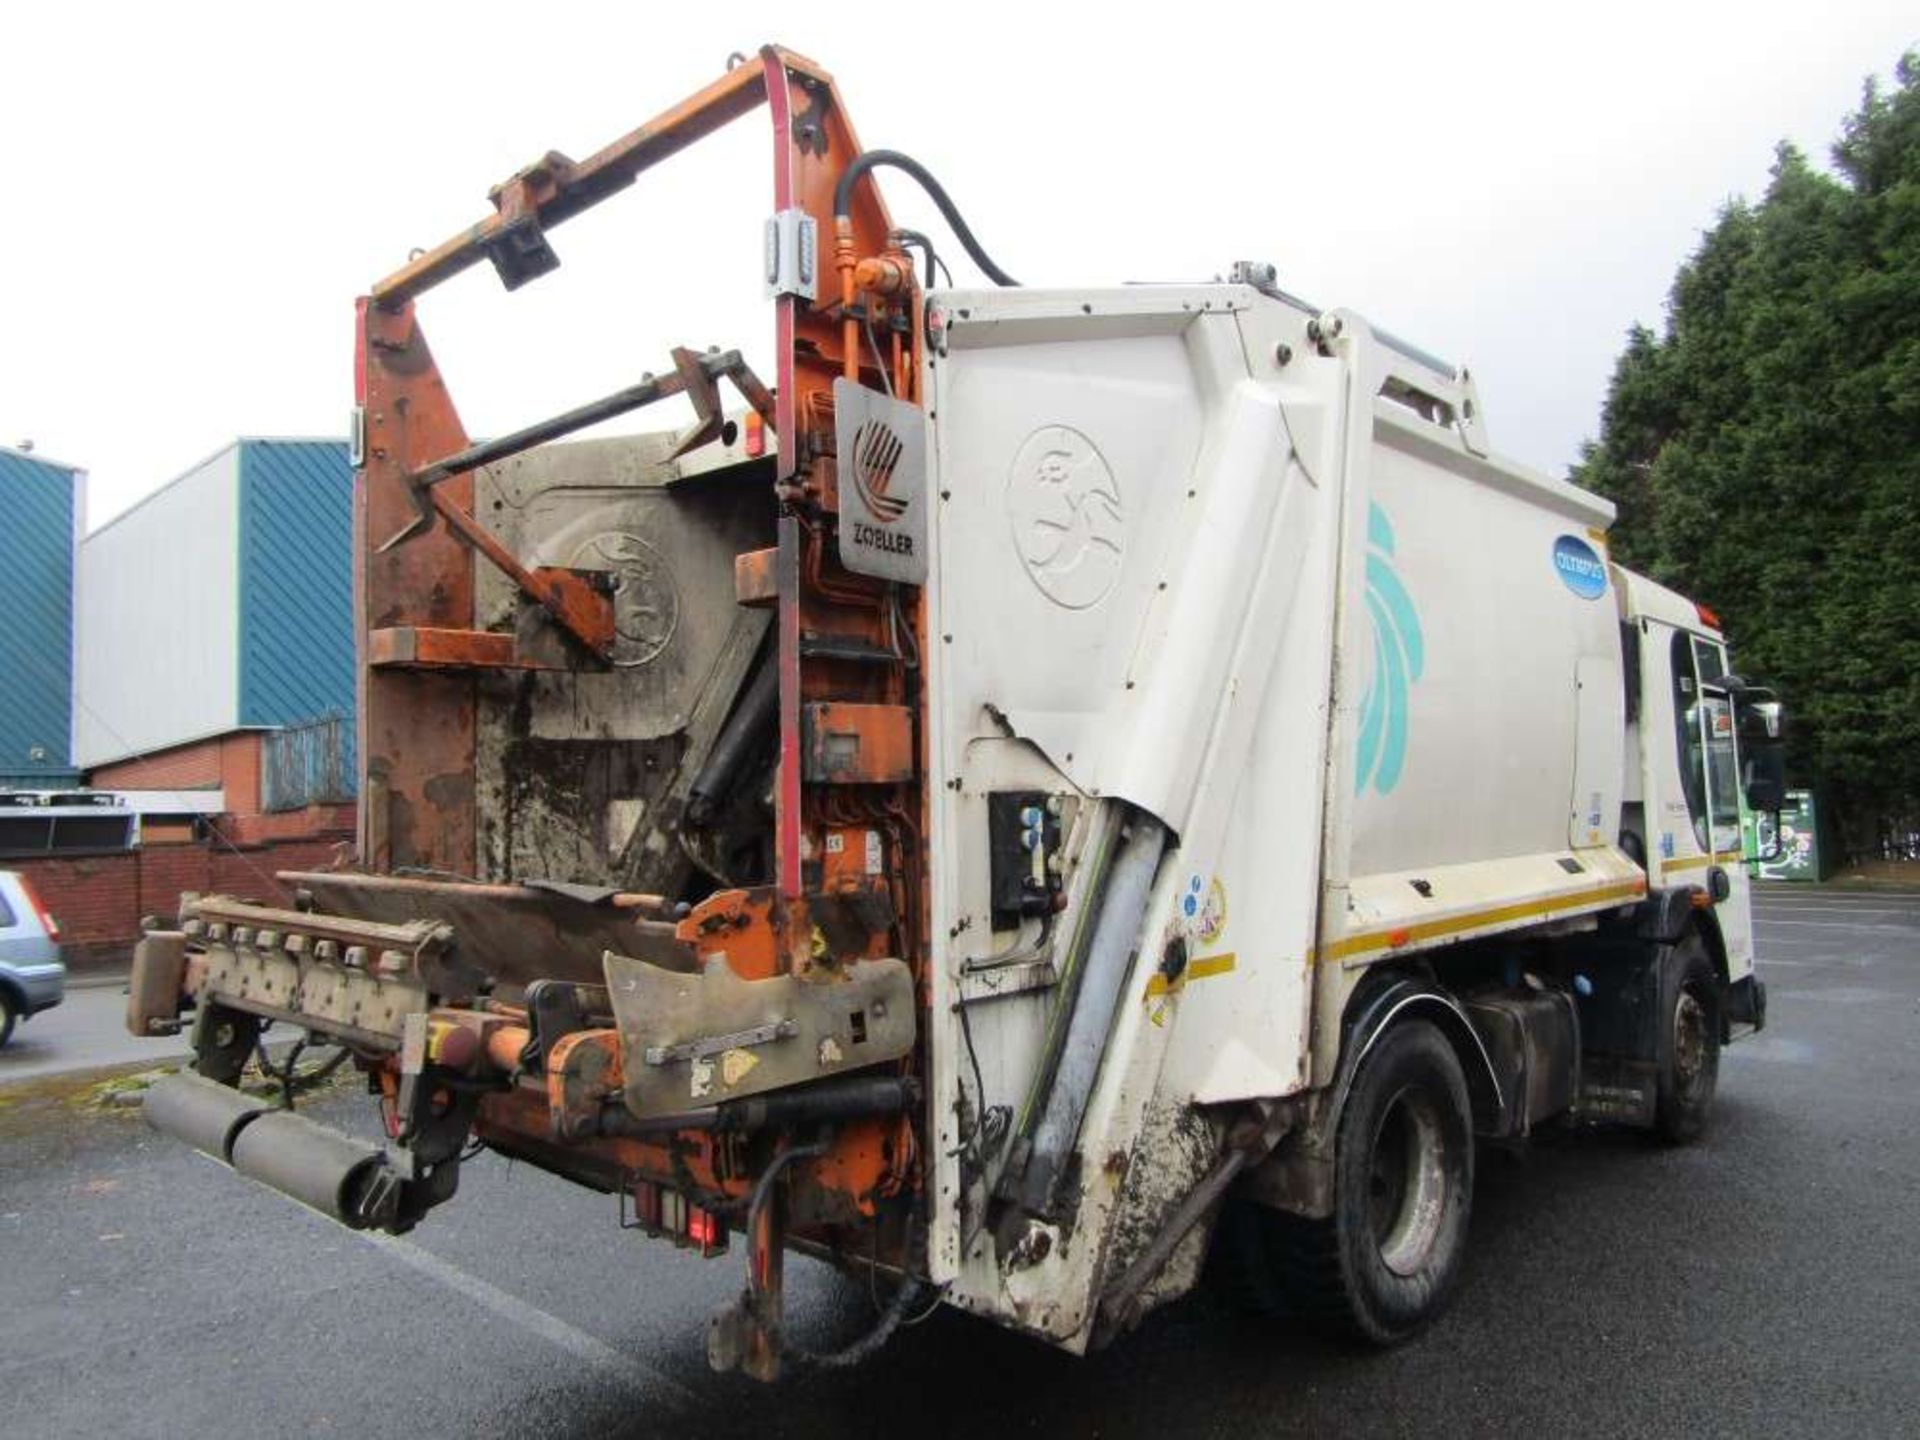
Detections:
[686, 1207, 725, 1253]
[1695, 603, 1722, 631]
[17, 876, 59, 939]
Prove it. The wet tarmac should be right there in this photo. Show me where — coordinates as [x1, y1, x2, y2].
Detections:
[2, 886, 1913, 1438]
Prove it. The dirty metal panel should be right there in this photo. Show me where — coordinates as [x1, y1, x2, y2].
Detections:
[127, 931, 188, 1036]
[367, 626, 568, 671]
[734, 547, 778, 607]
[358, 302, 480, 876]
[285, 871, 692, 995]
[801, 702, 914, 784]
[604, 951, 915, 1117]
[296, 962, 429, 1039]
[191, 926, 430, 1044]
[471, 434, 775, 889]
[200, 943, 302, 1013]
[832, 378, 927, 583]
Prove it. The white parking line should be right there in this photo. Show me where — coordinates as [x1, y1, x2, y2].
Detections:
[361, 1229, 703, 1406]
[195, 1152, 700, 1405]
[1752, 906, 1920, 918]
[1758, 890, 1920, 902]
[1751, 925, 1912, 936]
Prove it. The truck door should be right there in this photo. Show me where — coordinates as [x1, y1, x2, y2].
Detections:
[1668, 630, 1757, 980]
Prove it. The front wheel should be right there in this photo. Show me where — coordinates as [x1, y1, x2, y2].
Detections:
[1655, 934, 1721, 1144]
[1229, 1019, 1475, 1343]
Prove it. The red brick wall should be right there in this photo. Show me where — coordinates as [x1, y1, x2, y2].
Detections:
[15, 852, 141, 949]
[37, 729, 354, 970]
[90, 732, 265, 814]
[91, 737, 224, 790]
[225, 803, 356, 846]
[12, 833, 354, 973]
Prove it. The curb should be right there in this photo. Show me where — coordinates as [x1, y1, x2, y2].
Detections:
[68, 971, 132, 992]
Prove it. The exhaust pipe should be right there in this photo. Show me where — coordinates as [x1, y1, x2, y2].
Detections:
[145, 1073, 393, 1229]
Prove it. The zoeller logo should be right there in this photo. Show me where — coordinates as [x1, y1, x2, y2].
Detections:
[1356, 502, 1425, 797]
[833, 377, 925, 583]
[850, 420, 908, 524]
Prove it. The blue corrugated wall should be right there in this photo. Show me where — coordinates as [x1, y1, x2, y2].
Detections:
[0, 450, 79, 785]
[237, 440, 356, 790]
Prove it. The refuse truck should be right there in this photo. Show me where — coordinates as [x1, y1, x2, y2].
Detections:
[131, 46, 1784, 1379]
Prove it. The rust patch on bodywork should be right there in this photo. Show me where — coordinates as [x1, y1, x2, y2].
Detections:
[801, 702, 914, 784]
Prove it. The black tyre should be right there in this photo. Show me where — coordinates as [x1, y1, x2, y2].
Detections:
[1654, 933, 1721, 1144]
[0, 989, 17, 1048]
[1229, 1019, 1475, 1343]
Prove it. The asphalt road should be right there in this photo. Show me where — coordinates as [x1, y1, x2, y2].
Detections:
[0, 979, 183, 1084]
[2, 885, 1914, 1439]
[0, 980, 300, 1085]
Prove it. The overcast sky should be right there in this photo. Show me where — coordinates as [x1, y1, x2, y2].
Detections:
[4, 2, 1912, 527]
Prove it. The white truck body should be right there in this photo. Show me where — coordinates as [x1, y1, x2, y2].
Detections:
[918, 283, 1758, 1343]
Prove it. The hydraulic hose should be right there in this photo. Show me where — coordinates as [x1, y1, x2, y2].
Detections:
[833, 150, 1020, 287]
[1016, 807, 1169, 1217]
[686, 651, 779, 826]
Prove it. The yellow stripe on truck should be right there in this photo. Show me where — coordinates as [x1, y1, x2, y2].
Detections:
[1660, 852, 1742, 874]
[1316, 878, 1649, 966]
[1143, 951, 1237, 999]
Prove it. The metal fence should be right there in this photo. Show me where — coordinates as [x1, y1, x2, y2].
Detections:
[261, 714, 355, 813]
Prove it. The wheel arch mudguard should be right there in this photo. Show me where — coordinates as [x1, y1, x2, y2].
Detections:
[1634, 886, 1745, 1036]
[1329, 976, 1507, 1139]
[1637, 884, 1727, 971]
[1241, 973, 1505, 1219]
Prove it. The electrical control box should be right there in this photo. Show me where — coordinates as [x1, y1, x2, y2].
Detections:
[987, 792, 1064, 931]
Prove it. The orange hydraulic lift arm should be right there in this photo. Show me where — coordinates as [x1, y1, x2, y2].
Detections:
[353, 43, 905, 875]
[371, 53, 779, 307]
[351, 46, 931, 1382]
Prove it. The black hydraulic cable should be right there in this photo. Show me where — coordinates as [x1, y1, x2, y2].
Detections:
[834, 150, 1020, 287]
[782, 1202, 943, 1370]
[727, 1135, 943, 1369]
[890, 227, 952, 288]
[785, 1262, 933, 1370]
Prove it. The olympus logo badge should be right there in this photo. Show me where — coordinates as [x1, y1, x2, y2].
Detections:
[1007, 425, 1124, 610]
[1552, 534, 1608, 600]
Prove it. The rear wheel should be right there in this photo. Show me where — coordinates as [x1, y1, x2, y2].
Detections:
[0, 990, 17, 1048]
[1655, 934, 1721, 1144]
[1230, 1019, 1475, 1342]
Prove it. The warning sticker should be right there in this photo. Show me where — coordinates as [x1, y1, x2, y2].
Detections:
[1180, 873, 1228, 946]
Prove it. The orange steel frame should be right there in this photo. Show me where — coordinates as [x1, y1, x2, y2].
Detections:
[352, 47, 929, 1378]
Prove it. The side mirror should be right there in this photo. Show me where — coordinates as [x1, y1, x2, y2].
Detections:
[1743, 742, 1786, 814]
[1738, 698, 1784, 746]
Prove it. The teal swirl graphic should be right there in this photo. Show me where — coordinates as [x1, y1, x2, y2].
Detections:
[1355, 503, 1424, 795]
